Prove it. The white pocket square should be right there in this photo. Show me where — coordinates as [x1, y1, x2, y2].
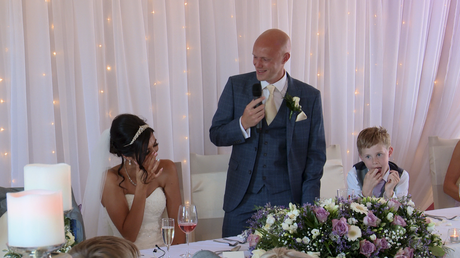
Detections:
[296, 111, 307, 122]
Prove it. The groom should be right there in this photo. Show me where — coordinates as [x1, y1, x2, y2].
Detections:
[209, 29, 326, 237]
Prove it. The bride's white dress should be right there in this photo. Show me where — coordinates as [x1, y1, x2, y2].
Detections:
[108, 187, 166, 250]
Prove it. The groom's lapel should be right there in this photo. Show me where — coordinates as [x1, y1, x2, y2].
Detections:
[286, 79, 301, 157]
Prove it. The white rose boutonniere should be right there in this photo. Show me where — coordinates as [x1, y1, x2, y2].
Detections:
[284, 93, 307, 122]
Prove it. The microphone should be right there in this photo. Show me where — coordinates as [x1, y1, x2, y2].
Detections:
[252, 83, 262, 132]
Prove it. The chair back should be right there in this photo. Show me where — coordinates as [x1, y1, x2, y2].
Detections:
[190, 153, 230, 241]
[320, 145, 345, 199]
[429, 136, 460, 209]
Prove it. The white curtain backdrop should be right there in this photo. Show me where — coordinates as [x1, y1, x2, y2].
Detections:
[0, 0, 459, 211]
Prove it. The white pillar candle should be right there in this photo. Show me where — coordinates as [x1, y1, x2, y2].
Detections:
[24, 163, 72, 211]
[7, 190, 65, 247]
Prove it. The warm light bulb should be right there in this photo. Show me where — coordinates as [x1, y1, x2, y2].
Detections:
[354, 90, 358, 95]
[347, 150, 350, 154]
[348, 12, 350, 14]
[183, 160, 187, 164]
[317, 73, 320, 77]
[185, 137, 188, 140]
[374, 14, 377, 17]
[100, 90, 104, 93]
[151, 11, 155, 14]
[399, 63, 402, 66]
[182, 115, 186, 119]
[317, 32, 319, 36]
[53, 100, 56, 104]
[231, 15, 233, 18]
[0, 78, 3, 82]
[51, 24, 54, 29]
[0, 99, 4, 103]
[184, 2, 187, 5]
[107, 18, 111, 21]
[310, 53, 313, 56]
[53, 52, 56, 56]
[99, 44, 102, 48]
[4, 153, 7, 156]
[0, 128, 4, 131]
[107, 66, 111, 71]
[402, 21, 405, 25]
[43, 73, 46, 76]
[51, 122, 54, 125]
[52, 151, 55, 154]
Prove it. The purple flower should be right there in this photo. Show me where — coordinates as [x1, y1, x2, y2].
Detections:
[359, 239, 376, 257]
[387, 199, 402, 211]
[374, 238, 389, 250]
[392, 215, 407, 227]
[395, 247, 414, 258]
[313, 207, 330, 223]
[332, 217, 348, 236]
[363, 211, 381, 227]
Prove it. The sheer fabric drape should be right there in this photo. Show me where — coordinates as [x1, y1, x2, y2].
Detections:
[0, 0, 459, 210]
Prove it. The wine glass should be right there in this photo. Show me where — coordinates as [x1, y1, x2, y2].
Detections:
[177, 203, 198, 258]
[161, 218, 175, 258]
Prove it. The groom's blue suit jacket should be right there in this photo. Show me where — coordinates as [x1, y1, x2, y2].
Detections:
[210, 72, 326, 212]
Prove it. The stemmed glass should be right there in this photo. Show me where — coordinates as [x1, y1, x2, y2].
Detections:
[177, 203, 198, 258]
[161, 218, 175, 258]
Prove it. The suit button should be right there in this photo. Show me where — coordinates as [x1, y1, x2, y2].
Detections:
[263, 176, 266, 180]
[265, 130, 269, 134]
[263, 153, 267, 156]
[248, 170, 252, 174]
[263, 165, 266, 168]
[264, 141, 268, 145]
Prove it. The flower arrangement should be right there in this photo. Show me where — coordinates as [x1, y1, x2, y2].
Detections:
[247, 196, 448, 258]
[284, 93, 302, 119]
[3, 217, 76, 257]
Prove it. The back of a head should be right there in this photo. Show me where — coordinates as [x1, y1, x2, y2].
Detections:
[357, 126, 391, 155]
[260, 247, 315, 258]
[68, 236, 139, 258]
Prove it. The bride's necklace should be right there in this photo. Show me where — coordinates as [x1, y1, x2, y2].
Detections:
[124, 165, 137, 186]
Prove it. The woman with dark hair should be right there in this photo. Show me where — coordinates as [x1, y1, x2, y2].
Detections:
[82, 114, 185, 250]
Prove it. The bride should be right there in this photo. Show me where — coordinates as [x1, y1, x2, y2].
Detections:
[82, 114, 185, 249]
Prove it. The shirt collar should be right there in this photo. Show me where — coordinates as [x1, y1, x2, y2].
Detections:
[260, 71, 287, 92]
[382, 168, 390, 181]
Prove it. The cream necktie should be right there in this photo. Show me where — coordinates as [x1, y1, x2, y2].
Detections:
[265, 85, 277, 125]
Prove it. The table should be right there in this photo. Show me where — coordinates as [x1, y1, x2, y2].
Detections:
[425, 207, 460, 258]
[140, 237, 250, 258]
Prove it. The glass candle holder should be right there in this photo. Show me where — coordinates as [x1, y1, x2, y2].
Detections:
[448, 228, 459, 243]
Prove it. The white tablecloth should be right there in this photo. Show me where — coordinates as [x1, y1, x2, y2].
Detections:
[425, 207, 460, 258]
[140, 237, 250, 258]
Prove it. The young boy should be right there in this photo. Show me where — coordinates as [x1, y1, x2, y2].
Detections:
[347, 126, 409, 199]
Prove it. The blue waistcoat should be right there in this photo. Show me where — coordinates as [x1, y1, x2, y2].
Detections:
[247, 101, 290, 194]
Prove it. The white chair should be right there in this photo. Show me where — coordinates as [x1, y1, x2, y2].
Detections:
[190, 153, 230, 241]
[429, 136, 460, 209]
[320, 145, 345, 199]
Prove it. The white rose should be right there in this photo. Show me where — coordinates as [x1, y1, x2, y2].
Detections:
[296, 238, 302, 243]
[266, 214, 275, 225]
[406, 206, 414, 216]
[408, 199, 415, 207]
[292, 96, 301, 108]
[311, 229, 320, 238]
[284, 218, 293, 225]
[252, 249, 267, 258]
[369, 234, 376, 241]
[387, 212, 394, 222]
[302, 236, 310, 244]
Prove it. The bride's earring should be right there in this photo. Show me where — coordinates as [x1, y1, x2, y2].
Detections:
[128, 160, 132, 166]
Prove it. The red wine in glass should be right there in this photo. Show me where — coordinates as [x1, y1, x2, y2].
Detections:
[177, 204, 198, 258]
[179, 222, 197, 233]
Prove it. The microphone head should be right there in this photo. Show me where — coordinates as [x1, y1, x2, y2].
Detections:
[252, 83, 262, 97]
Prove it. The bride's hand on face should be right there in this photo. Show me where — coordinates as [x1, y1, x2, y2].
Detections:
[135, 152, 163, 185]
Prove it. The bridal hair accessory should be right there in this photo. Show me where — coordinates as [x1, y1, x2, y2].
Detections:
[128, 160, 132, 166]
[124, 124, 149, 147]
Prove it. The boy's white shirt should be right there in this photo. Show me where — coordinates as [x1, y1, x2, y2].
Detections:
[347, 166, 410, 198]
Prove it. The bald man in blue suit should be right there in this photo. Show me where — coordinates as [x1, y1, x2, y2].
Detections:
[210, 29, 326, 237]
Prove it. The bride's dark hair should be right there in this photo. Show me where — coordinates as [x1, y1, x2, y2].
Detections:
[109, 114, 154, 185]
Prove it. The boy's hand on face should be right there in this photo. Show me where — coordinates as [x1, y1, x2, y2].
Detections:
[362, 168, 384, 197]
[384, 170, 400, 198]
